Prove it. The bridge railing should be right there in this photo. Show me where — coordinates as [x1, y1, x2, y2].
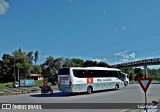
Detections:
[110, 58, 160, 68]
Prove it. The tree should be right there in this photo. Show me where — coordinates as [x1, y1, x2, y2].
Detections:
[27, 51, 33, 64]
[0, 54, 14, 82]
[54, 58, 63, 70]
[12, 49, 34, 80]
[71, 58, 84, 67]
[16, 63, 22, 80]
[0, 60, 2, 82]
[41, 56, 63, 84]
[98, 62, 109, 67]
[34, 51, 39, 65]
[63, 58, 84, 67]
[82, 60, 94, 67]
[63, 58, 75, 67]
[148, 69, 159, 80]
[134, 68, 144, 80]
[32, 65, 42, 74]
[121, 68, 136, 80]
[82, 60, 109, 67]
[45, 56, 55, 67]
[42, 56, 56, 78]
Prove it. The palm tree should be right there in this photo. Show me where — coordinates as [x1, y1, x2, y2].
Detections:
[54, 58, 63, 70]
[27, 51, 33, 64]
[34, 51, 39, 65]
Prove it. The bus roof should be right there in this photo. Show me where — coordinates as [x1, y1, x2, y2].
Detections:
[61, 67, 121, 71]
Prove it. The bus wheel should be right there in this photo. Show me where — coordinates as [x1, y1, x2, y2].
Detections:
[115, 84, 119, 90]
[87, 86, 93, 94]
[124, 81, 128, 86]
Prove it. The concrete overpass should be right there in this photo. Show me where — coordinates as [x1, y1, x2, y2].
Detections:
[109, 58, 160, 77]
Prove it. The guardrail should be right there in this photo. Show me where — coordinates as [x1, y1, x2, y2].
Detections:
[110, 58, 160, 68]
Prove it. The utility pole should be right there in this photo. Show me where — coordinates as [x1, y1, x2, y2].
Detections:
[12, 54, 16, 82]
[14, 57, 16, 81]
[18, 67, 19, 81]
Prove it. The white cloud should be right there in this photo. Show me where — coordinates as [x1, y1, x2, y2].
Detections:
[111, 58, 129, 65]
[148, 65, 160, 69]
[90, 58, 107, 62]
[133, 58, 141, 61]
[0, 0, 9, 15]
[113, 51, 136, 64]
[133, 56, 155, 61]
[121, 58, 128, 62]
[115, 51, 136, 59]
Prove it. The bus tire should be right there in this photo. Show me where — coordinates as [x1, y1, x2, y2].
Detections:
[87, 86, 93, 94]
[124, 81, 128, 86]
[115, 84, 119, 90]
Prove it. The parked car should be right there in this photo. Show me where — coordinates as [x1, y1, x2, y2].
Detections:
[13, 81, 19, 88]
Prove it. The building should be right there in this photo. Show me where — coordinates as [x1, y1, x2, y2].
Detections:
[27, 74, 44, 80]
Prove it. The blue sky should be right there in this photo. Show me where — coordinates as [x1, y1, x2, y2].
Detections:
[1, 0, 160, 66]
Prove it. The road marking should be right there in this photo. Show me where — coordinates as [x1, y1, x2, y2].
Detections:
[120, 109, 130, 112]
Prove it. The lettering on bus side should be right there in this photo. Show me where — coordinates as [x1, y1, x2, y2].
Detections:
[97, 78, 112, 82]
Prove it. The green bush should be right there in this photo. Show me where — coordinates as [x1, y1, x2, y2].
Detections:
[34, 80, 53, 87]
[129, 80, 138, 84]
[0, 82, 13, 89]
[47, 82, 52, 86]
[34, 80, 43, 87]
[152, 80, 160, 82]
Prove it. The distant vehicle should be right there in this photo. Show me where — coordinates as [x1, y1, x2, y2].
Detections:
[58, 67, 126, 94]
[13, 79, 35, 88]
[125, 74, 129, 86]
[13, 81, 19, 88]
[121, 72, 129, 86]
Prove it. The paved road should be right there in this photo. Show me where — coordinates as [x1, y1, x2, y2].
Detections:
[0, 84, 159, 112]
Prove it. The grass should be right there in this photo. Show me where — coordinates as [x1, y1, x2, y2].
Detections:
[129, 80, 138, 84]
[129, 79, 160, 84]
[34, 80, 43, 87]
[0, 80, 56, 96]
[0, 82, 13, 89]
[152, 80, 160, 82]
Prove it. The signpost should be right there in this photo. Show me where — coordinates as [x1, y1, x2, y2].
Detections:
[137, 78, 152, 112]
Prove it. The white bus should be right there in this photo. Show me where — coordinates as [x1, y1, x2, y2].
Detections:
[58, 67, 127, 94]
